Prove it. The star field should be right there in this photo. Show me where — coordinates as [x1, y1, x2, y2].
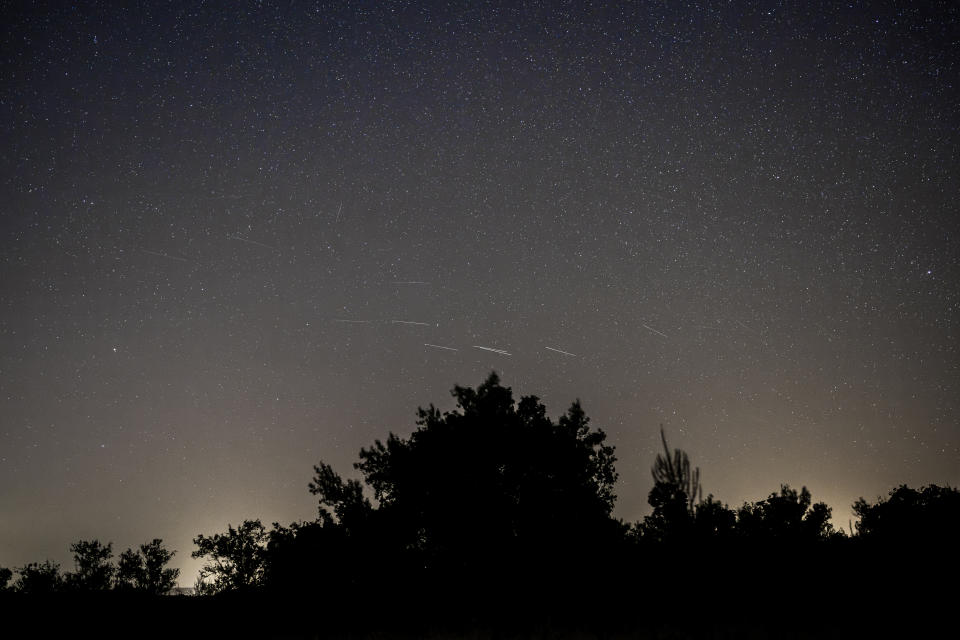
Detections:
[1, 1, 957, 583]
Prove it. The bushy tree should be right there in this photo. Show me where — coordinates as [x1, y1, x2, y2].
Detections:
[309, 462, 372, 532]
[65, 540, 114, 591]
[116, 548, 142, 590]
[193, 520, 269, 594]
[736, 485, 834, 542]
[115, 539, 179, 594]
[14, 561, 63, 594]
[0, 566, 12, 591]
[854, 484, 960, 543]
[692, 494, 736, 540]
[308, 372, 620, 577]
[262, 518, 358, 595]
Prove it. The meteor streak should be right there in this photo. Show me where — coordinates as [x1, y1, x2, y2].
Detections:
[141, 249, 191, 263]
[544, 346, 577, 357]
[642, 324, 668, 339]
[227, 234, 278, 252]
[473, 345, 511, 356]
[424, 343, 458, 351]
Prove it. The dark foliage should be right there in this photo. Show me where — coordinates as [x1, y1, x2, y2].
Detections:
[347, 373, 620, 568]
[5, 538, 178, 597]
[64, 539, 114, 592]
[651, 425, 701, 512]
[239, 375, 958, 636]
[192, 520, 269, 595]
[691, 493, 737, 541]
[13, 560, 63, 594]
[116, 539, 180, 594]
[854, 484, 960, 544]
[638, 426, 703, 542]
[264, 372, 624, 609]
[736, 484, 836, 542]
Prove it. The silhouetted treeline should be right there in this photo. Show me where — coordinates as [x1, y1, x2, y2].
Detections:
[3, 373, 957, 638]
[1, 538, 179, 595]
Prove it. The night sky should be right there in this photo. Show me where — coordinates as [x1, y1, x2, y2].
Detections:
[2, 1, 957, 584]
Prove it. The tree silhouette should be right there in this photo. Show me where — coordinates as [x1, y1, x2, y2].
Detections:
[736, 485, 834, 542]
[303, 372, 621, 591]
[65, 539, 114, 591]
[193, 520, 269, 594]
[116, 539, 180, 594]
[116, 548, 142, 591]
[309, 461, 372, 532]
[854, 484, 960, 543]
[0, 566, 12, 591]
[691, 494, 736, 540]
[640, 426, 703, 542]
[13, 560, 63, 594]
[651, 425, 702, 512]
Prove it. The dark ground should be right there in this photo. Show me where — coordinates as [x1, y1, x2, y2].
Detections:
[2, 559, 948, 640]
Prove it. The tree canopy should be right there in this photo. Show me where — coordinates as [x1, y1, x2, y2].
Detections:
[116, 539, 180, 595]
[854, 484, 960, 543]
[3, 539, 178, 596]
[12, 560, 63, 594]
[736, 484, 835, 542]
[640, 426, 703, 542]
[65, 540, 114, 592]
[192, 520, 269, 595]
[306, 372, 621, 579]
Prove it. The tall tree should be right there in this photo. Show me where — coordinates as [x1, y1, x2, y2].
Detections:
[640, 427, 702, 542]
[651, 425, 701, 514]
